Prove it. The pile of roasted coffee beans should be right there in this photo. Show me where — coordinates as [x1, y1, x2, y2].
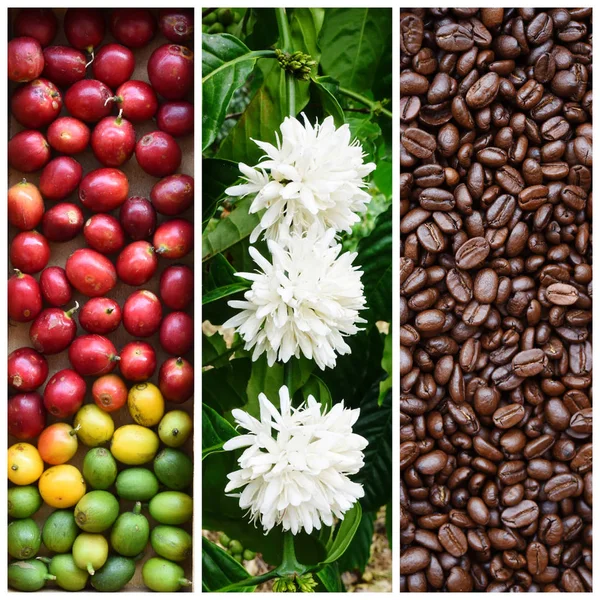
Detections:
[400, 8, 592, 593]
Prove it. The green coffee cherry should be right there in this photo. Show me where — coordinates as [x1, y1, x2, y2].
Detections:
[203, 12, 217, 25]
[219, 533, 231, 548]
[232, 553, 243, 563]
[208, 23, 225, 34]
[242, 549, 256, 561]
[225, 24, 238, 35]
[217, 8, 234, 26]
[228, 539, 243, 554]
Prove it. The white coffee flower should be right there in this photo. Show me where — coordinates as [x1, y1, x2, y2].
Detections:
[225, 114, 376, 245]
[223, 385, 368, 535]
[222, 227, 367, 370]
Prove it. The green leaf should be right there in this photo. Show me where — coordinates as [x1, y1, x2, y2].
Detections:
[202, 158, 240, 230]
[298, 374, 332, 411]
[202, 404, 238, 460]
[379, 332, 392, 406]
[285, 357, 315, 397]
[203, 283, 250, 305]
[202, 197, 260, 261]
[227, 235, 269, 274]
[202, 34, 263, 151]
[356, 204, 392, 325]
[244, 8, 279, 50]
[206, 252, 237, 284]
[385, 503, 392, 550]
[320, 327, 385, 409]
[217, 59, 311, 164]
[245, 356, 314, 418]
[202, 331, 227, 367]
[202, 452, 247, 520]
[318, 523, 334, 552]
[320, 502, 362, 565]
[337, 510, 375, 574]
[290, 8, 325, 60]
[347, 115, 382, 162]
[352, 383, 392, 511]
[202, 331, 241, 368]
[203, 358, 252, 414]
[203, 253, 248, 324]
[245, 355, 284, 418]
[371, 31, 393, 102]
[311, 77, 345, 126]
[202, 537, 256, 592]
[315, 563, 344, 592]
[318, 8, 392, 94]
[372, 159, 392, 199]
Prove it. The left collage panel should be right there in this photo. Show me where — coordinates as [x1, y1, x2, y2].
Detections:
[7, 8, 194, 592]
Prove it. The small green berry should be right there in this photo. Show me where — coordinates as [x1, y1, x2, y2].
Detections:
[208, 22, 225, 34]
[217, 8, 234, 26]
[203, 12, 217, 25]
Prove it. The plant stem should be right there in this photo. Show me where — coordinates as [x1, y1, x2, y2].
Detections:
[214, 569, 278, 592]
[338, 87, 392, 119]
[275, 8, 293, 53]
[277, 530, 307, 577]
[275, 8, 296, 117]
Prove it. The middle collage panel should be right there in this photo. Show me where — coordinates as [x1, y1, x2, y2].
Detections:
[201, 6, 393, 594]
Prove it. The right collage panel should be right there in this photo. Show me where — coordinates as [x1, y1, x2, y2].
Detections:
[401, 8, 592, 593]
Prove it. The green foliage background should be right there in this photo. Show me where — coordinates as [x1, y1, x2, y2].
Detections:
[202, 8, 392, 592]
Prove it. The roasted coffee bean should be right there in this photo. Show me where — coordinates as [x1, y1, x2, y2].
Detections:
[438, 523, 468, 557]
[544, 474, 582, 502]
[466, 72, 500, 109]
[512, 349, 548, 377]
[436, 23, 474, 52]
[527, 542, 549, 576]
[414, 450, 448, 475]
[400, 546, 430, 575]
[455, 237, 490, 270]
[501, 500, 540, 528]
[401, 8, 592, 592]
[402, 128, 437, 158]
[546, 283, 579, 305]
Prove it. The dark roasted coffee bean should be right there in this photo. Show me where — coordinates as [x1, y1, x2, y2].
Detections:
[546, 283, 579, 305]
[402, 128, 437, 158]
[501, 500, 540, 528]
[512, 348, 548, 377]
[493, 403, 526, 429]
[454, 237, 490, 270]
[466, 73, 500, 109]
[526, 541, 549, 575]
[436, 23, 474, 52]
[414, 450, 448, 475]
[438, 523, 468, 557]
[544, 474, 582, 502]
[400, 546, 430, 574]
